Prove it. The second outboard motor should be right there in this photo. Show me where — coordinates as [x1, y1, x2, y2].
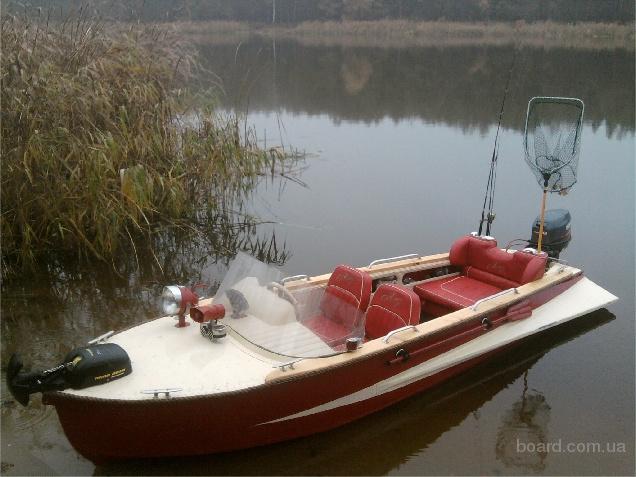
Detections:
[529, 208, 571, 259]
[8, 343, 132, 406]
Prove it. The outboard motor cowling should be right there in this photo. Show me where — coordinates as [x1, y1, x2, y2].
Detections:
[8, 343, 132, 406]
[529, 208, 571, 259]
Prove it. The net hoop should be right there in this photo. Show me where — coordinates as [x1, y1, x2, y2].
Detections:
[523, 96, 584, 194]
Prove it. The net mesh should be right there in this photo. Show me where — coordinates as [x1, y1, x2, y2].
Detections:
[524, 97, 584, 193]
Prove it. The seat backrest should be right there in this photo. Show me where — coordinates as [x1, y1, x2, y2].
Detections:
[450, 235, 547, 288]
[449, 235, 498, 265]
[320, 265, 372, 329]
[365, 284, 421, 340]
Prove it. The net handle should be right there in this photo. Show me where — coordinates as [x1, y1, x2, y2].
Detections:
[537, 185, 548, 253]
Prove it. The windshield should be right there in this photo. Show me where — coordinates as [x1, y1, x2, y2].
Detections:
[213, 252, 365, 358]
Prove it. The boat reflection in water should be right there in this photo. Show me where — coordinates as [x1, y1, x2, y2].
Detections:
[496, 372, 550, 473]
[94, 309, 614, 476]
[495, 373, 551, 473]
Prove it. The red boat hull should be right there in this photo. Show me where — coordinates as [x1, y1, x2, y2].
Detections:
[44, 275, 581, 463]
[47, 347, 501, 464]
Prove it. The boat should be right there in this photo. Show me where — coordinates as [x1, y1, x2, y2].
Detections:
[7, 233, 617, 463]
[6, 97, 618, 463]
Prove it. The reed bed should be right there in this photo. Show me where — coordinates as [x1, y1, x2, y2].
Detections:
[1, 13, 301, 273]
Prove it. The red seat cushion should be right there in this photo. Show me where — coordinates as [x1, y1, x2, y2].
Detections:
[303, 315, 351, 345]
[449, 235, 547, 288]
[414, 275, 502, 312]
[465, 266, 519, 290]
[449, 235, 498, 265]
[365, 284, 421, 340]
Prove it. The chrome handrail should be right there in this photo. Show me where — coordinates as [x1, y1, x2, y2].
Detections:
[471, 288, 519, 311]
[280, 274, 309, 285]
[382, 325, 418, 343]
[368, 254, 419, 268]
[547, 256, 568, 264]
[88, 330, 114, 345]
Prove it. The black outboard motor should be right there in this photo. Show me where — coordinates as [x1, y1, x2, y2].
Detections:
[529, 208, 571, 259]
[7, 343, 132, 406]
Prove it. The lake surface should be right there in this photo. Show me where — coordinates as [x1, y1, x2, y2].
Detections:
[1, 37, 634, 475]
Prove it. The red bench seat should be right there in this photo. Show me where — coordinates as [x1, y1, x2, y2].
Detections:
[414, 235, 547, 316]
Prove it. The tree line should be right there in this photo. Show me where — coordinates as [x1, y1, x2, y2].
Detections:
[5, 0, 635, 24]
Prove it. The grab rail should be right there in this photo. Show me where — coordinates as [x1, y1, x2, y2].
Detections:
[280, 275, 309, 285]
[368, 254, 419, 268]
[471, 288, 519, 311]
[548, 257, 568, 264]
[88, 330, 114, 345]
[382, 325, 418, 343]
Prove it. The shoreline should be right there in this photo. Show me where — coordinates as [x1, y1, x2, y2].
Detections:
[175, 19, 635, 50]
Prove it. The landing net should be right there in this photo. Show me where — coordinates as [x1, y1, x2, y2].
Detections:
[523, 97, 584, 194]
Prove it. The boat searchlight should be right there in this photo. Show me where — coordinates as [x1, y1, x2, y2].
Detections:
[161, 285, 199, 328]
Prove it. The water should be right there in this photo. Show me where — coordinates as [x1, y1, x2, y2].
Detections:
[1, 38, 634, 475]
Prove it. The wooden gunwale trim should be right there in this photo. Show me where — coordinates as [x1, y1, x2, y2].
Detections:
[265, 265, 582, 383]
[285, 253, 451, 290]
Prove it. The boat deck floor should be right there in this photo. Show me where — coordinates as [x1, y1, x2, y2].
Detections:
[64, 316, 281, 400]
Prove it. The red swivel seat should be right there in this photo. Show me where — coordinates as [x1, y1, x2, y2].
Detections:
[304, 265, 372, 345]
[365, 284, 421, 340]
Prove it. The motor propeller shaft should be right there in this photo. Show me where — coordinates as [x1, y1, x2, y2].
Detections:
[7, 354, 69, 406]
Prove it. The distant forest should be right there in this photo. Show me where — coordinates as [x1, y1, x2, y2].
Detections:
[5, 0, 635, 24]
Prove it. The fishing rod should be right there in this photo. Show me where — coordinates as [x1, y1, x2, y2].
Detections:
[477, 47, 518, 236]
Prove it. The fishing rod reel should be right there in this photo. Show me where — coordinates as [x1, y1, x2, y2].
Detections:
[7, 343, 132, 406]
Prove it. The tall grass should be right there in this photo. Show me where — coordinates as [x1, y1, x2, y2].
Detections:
[1, 12, 301, 273]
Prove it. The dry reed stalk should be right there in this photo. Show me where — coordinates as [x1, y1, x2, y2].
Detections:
[1, 12, 302, 273]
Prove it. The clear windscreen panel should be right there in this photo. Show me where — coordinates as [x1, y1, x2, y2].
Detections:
[213, 252, 365, 358]
[524, 97, 584, 193]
